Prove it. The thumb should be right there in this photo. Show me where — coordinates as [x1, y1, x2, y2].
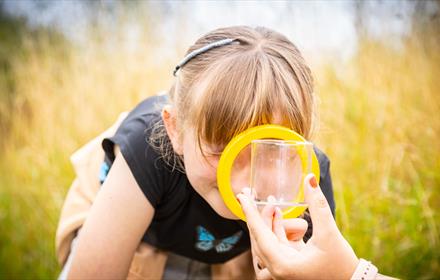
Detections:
[237, 193, 284, 265]
[304, 173, 339, 239]
[237, 193, 277, 242]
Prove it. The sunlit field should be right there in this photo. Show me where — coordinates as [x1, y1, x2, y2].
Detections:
[1, 5, 439, 279]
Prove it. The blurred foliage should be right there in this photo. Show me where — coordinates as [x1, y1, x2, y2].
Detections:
[0, 11, 28, 146]
[315, 6, 440, 278]
[0, 2, 439, 279]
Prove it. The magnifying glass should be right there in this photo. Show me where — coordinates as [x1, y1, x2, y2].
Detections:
[216, 125, 320, 221]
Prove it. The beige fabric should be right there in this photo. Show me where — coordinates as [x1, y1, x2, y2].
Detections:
[211, 250, 254, 280]
[55, 112, 168, 279]
[127, 243, 167, 280]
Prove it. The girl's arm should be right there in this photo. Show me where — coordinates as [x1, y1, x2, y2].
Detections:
[68, 147, 154, 279]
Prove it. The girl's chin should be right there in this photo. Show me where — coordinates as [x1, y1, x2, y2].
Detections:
[205, 189, 240, 220]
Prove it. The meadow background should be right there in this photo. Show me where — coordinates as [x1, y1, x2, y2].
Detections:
[0, 1, 439, 279]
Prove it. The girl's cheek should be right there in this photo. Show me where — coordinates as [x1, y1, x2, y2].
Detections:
[203, 156, 220, 177]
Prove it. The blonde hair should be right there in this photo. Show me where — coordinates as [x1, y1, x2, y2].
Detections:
[151, 26, 315, 171]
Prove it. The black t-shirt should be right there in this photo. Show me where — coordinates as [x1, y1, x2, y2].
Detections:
[102, 95, 335, 264]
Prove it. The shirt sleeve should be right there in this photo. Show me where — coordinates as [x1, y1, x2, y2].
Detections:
[314, 146, 336, 216]
[101, 112, 169, 209]
[303, 147, 336, 242]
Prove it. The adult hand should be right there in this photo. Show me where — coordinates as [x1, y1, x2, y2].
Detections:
[239, 189, 309, 280]
[237, 174, 359, 280]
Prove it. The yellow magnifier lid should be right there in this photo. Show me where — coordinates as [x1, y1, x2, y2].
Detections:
[216, 125, 320, 221]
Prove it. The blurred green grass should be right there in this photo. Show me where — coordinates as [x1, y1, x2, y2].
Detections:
[1, 9, 439, 280]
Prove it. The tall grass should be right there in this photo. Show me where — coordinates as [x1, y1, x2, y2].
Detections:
[0, 14, 439, 280]
[315, 32, 440, 278]
[0, 14, 175, 278]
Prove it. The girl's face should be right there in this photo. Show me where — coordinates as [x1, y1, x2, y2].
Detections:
[180, 128, 250, 220]
[162, 106, 248, 219]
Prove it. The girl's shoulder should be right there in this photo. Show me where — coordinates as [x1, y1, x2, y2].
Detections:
[102, 94, 168, 159]
[101, 94, 182, 208]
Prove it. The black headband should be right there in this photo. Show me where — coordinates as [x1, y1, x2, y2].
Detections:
[173, 38, 237, 76]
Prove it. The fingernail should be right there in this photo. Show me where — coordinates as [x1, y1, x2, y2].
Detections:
[242, 187, 251, 195]
[310, 175, 318, 188]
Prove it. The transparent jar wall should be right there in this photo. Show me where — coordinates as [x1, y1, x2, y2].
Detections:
[229, 144, 251, 196]
[250, 140, 312, 208]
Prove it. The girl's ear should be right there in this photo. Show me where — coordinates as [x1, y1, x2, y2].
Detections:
[162, 105, 183, 155]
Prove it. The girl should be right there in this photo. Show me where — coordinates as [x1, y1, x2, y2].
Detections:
[56, 25, 335, 279]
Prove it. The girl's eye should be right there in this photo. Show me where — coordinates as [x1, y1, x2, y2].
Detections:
[207, 152, 222, 158]
[206, 147, 224, 157]
[201, 143, 224, 158]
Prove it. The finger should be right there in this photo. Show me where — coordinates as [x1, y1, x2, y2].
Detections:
[304, 173, 339, 239]
[237, 193, 276, 242]
[255, 267, 272, 280]
[253, 255, 264, 271]
[288, 239, 306, 250]
[237, 193, 284, 265]
[273, 207, 288, 244]
[242, 198, 263, 257]
[252, 256, 271, 280]
[242, 187, 252, 196]
[282, 218, 308, 241]
[249, 230, 262, 260]
[261, 203, 276, 229]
